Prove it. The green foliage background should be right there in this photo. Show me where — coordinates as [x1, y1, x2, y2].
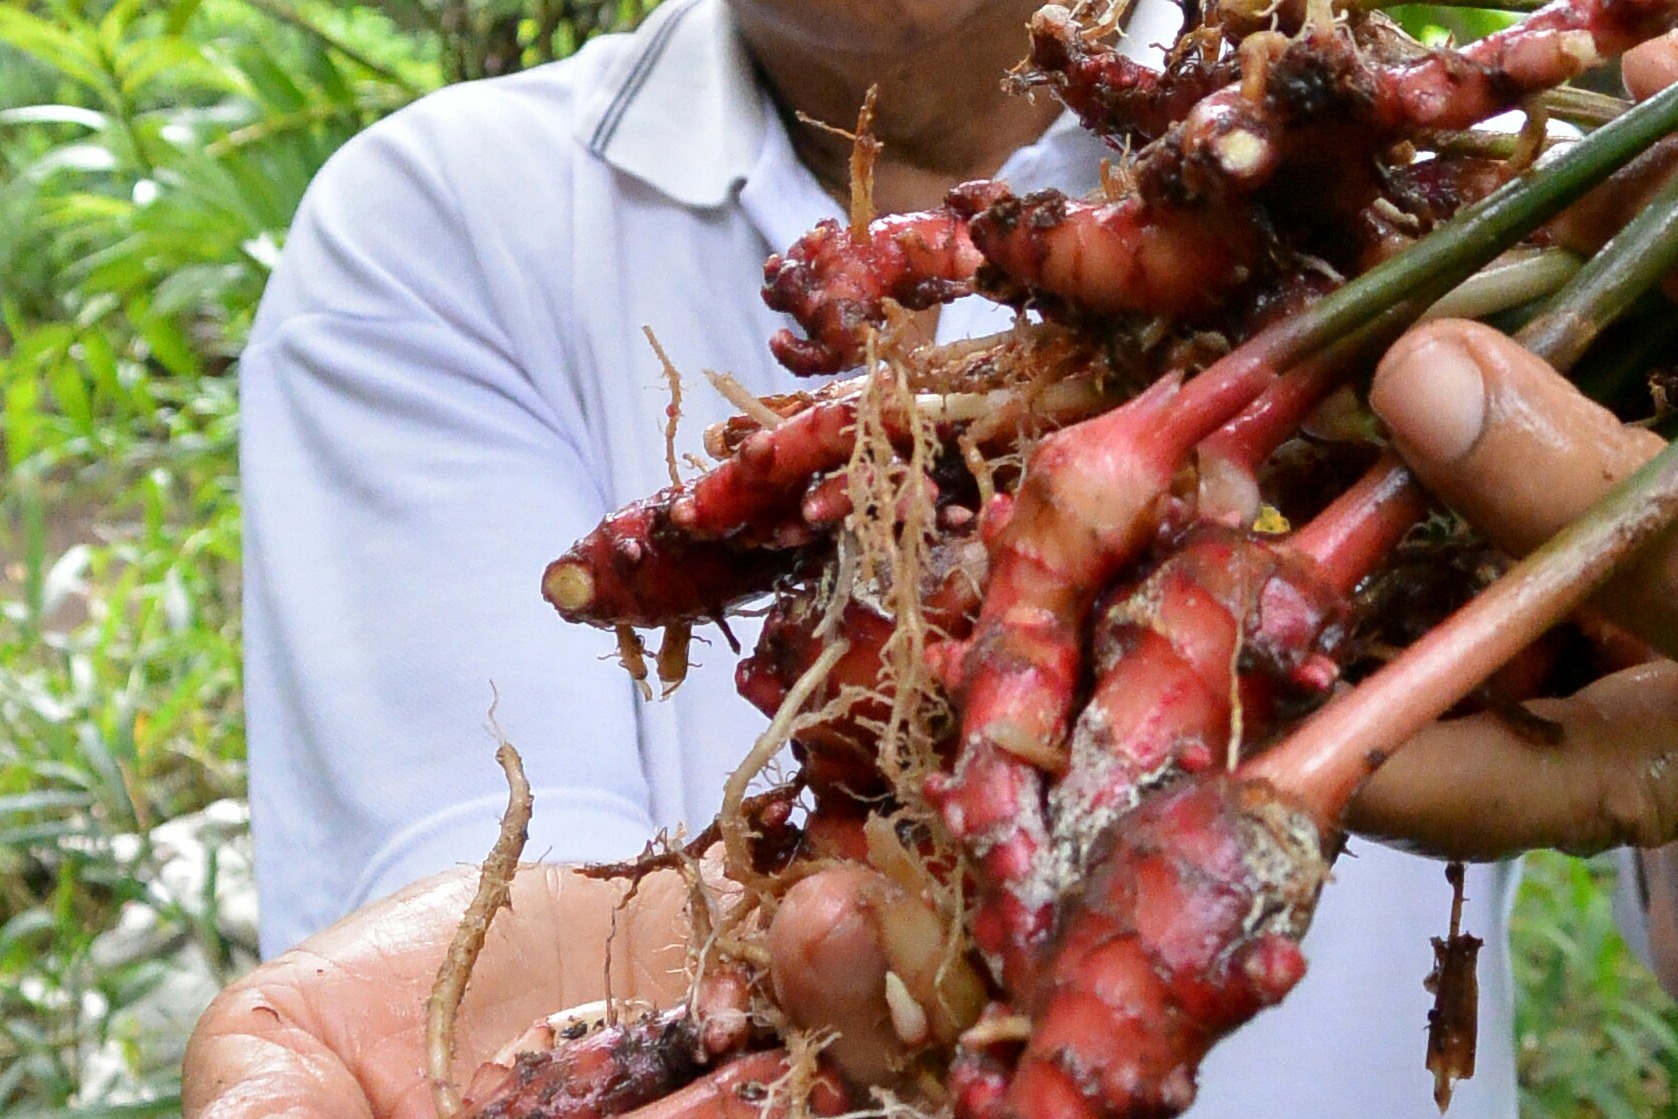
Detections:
[0, 1, 1674, 1116]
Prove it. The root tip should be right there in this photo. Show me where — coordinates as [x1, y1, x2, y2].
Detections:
[543, 561, 595, 614]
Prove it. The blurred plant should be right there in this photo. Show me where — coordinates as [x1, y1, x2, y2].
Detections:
[433, 0, 656, 81]
[2, 1, 1672, 1116]
[1391, 3, 1522, 45]
[0, 0, 418, 955]
[0, 0, 433, 346]
[0, 1, 652, 1112]
[1514, 851, 1678, 1118]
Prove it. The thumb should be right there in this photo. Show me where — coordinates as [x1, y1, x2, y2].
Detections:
[1369, 318, 1678, 651]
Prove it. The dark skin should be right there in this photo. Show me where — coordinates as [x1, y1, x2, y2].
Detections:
[731, 0, 1058, 347]
[1342, 35, 1678, 975]
[184, 17, 1678, 1119]
[1351, 319, 1678, 857]
[1340, 38, 1678, 983]
[727, 0, 1060, 215]
[1352, 314, 1678, 980]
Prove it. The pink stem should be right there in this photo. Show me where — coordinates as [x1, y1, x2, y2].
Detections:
[1158, 292, 1424, 458]
[1196, 303, 1422, 524]
[1152, 346, 1280, 455]
[1200, 357, 1347, 480]
[1247, 438, 1678, 826]
[1287, 454, 1427, 596]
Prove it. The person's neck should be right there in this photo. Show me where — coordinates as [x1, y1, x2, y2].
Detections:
[736, 5, 1061, 215]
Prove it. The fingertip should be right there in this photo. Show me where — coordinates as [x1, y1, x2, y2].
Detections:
[1373, 320, 1664, 561]
[1625, 31, 1678, 102]
[1370, 319, 1490, 467]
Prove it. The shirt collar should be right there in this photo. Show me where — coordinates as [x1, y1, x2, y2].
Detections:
[578, 0, 1184, 212]
[576, 0, 769, 210]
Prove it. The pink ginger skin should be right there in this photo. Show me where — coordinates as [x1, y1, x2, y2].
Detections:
[763, 190, 999, 376]
[924, 345, 1345, 989]
[965, 189, 1268, 320]
[542, 494, 794, 629]
[1006, 776, 1325, 1119]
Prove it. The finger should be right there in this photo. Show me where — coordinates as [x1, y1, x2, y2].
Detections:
[1369, 318, 1678, 651]
[184, 988, 375, 1119]
[184, 864, 690, 1119]
[1624, 30, 1678, 101]
[187, 870, 492, 1119]
[1370, 319, 1660, 551]
[1348, 660, 1678, 859]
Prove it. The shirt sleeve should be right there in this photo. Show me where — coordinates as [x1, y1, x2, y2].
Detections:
[1611, 847, 1657, 971]
[240, 86, 655, 957]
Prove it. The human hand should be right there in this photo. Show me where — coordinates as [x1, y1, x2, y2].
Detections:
[182, 852, 953, 1118]
[1349, 305, 1678, 999]
[182, 864, 691, 1119]
[1344, 30, 1678, 864]
[1344, 316, 1678, 861]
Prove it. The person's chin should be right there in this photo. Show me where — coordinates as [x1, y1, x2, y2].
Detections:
[724, 0, 1019, 57]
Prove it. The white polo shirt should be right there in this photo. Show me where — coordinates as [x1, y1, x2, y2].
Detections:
[240, 1, 1518, 1114]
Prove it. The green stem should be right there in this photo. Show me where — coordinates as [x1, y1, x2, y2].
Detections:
[1424, 247, 1582, 321]
[92, 39, 155, 181]
[1517, 170, 1678, 372]
[1190, 250, 1577, 513]
[1368, 0, 1547, 10]
[204, 90, 416, 157]
[1231, 78, 1678, 380]
[1247, 435, 1678, 824]
[1539, 86, 1631, 129]
[1427, 129, 1529, 161]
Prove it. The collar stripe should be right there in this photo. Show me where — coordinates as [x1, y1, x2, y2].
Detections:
[588, 0, 702, 156]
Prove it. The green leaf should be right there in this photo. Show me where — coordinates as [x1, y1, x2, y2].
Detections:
[234, 42, 309, 113]
[134, 311, 200, 378]
[77, 328, 124, 415]
[164, 0, 204, 35]
[152, 261, 252, 319]
[115, 37, 220, 100]
[0, 7, 111, 94]
[5, 366, 46, 468]
[0, 905, 56, 941]
[1618, 1000, 1678, 1052]
[49, 354, 93, 434]
[97, 0, 148, 55]
[0, 789, 93, 815]
[300, 37, 354, 107]
[0, 818, 88, 847]
[19, 142, 120, 182]
[41, 192, 131, 227]
[78, 240, 155, 297]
